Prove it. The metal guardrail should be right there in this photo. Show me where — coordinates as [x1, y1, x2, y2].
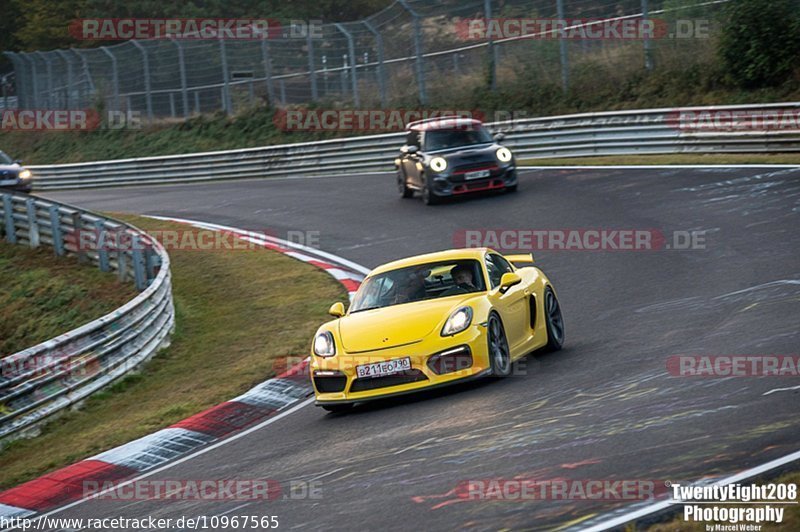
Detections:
[26, 102, 800, 190]
[0, 192, 175, 441]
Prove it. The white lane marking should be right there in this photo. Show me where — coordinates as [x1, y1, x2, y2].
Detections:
[4, 397, 315, 529]
[580, 448, 800, 532]
[393, 437, 437, 455]
[763, 385, 800, 396]
[147, 215, 372, 276]
[518, 165, 800, 169]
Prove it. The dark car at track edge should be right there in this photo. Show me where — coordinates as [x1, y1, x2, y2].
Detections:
[395, 116, 517, 205]
[0, 150, 33, 193]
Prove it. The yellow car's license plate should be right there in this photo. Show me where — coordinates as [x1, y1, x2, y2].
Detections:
[356, 357, 412, 378]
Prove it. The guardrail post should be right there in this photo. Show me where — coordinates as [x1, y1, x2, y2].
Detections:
[72, 212, 87, 263]
[94, 220, 109, 272]
[219, 36, 232, 115]
[3, 195, 16, 244]
[101, 46, 120, 112]
[307, 31, 318, 101]
[363, 20, 387, 107]
[131, 234, 146, 290]
[25, 198, 40, 248]
[145, 246, 157, 281]
[49, 205, 64, 256]
[131, 40, 153, 121]
[556, 0, 570, 92]
[398, 0, 426, 104]
[334, 24, 359, 106]
[117, 233, 128, 282]
[642, 0, 653, 71]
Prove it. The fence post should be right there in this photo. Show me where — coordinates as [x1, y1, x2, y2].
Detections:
[398, 1, 426, 104]
[260, 39, 276, 106]
[219, 37, 232, 115]
[55, 50, 73, 108]
[363, 20, 387, 107]
[73, 49, 95, 108]
[334, 23, 359, 107]
[307, 31, 318, 101]
[131, 40, 153, 121]
[49, 205, 64, 256]
[22, 54, 40, 108]
[3, 195, 16, 244]
[556, 0, 570, 92]
[642, 0, 654, 71]
[35, 52, 53, 108]
[25, 198, 40, 248]
[100, 47, 119, 112]
[170, 39, 189, 117]
[484, 0, 496, 91]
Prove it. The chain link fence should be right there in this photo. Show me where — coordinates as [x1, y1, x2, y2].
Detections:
[4, 0, 730, 120]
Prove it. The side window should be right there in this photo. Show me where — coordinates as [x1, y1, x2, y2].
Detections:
[405, 130, 420, 148]
[485, 254, 514, 288]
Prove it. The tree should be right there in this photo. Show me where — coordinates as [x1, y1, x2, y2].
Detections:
[718, 0, 800, 88]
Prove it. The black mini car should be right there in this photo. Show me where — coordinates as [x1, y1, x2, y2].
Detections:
[0, 151, 33, 193]
[395, 117, 516, 205]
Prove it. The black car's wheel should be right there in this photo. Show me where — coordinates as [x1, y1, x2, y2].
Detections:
[321, 403, 354, 414]
[421, 175, 441, 205]
[398, 172, 414, 198]
[488, 313, 512, 377]
[544, 287, 565, 351]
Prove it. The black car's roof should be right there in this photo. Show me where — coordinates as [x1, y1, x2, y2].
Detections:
[407, 116, 484, 132]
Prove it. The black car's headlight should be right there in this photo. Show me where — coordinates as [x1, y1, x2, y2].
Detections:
[18, 170, 32, 180]
[313, 331, 336, 357]
[430, 157, 448, 172]
[441, 306, 473, 336]
[496, 147, 513, 163]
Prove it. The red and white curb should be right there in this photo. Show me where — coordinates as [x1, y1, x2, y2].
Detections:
[0, 216, 368, 520]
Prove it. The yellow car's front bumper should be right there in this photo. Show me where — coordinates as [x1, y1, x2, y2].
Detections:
[311, 326, 491, 405]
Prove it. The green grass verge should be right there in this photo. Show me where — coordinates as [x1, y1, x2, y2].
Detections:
[0, 243, 136, 356]
[0, 215, 346, 489]
[519, 154, 800, 166]
[643, 471, 800, 531]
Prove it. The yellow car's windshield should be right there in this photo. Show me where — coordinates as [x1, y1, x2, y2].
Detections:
[350, 259, 486, 313]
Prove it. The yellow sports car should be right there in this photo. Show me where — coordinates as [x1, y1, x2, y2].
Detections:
[310, 248, 564, 413]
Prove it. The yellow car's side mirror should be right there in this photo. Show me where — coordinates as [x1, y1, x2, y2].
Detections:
[499, 272, 522, 293]
[328, 302, 346, 318]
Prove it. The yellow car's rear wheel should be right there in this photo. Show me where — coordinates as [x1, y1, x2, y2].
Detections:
[544, 287, 565, 351]
[488, 313, 512, 377]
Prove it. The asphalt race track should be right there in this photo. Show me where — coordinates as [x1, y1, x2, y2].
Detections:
[42, 167, 800, 531]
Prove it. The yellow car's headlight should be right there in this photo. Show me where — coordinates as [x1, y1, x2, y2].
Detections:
[441, 306, 473, 336]
[430, 157, 448, 172]
[19, 169, 32, 180]
[496, 147, 513, 163]
[313, 331, 336, 357]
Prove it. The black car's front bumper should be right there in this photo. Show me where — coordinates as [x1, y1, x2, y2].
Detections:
[431, 165, 516, 197]
[0, 180, 32, 193]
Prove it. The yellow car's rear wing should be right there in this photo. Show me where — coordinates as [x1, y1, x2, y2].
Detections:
[506, 253, 535, 266]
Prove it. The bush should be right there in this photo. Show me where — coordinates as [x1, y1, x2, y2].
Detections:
[718, 0, 800, 88]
